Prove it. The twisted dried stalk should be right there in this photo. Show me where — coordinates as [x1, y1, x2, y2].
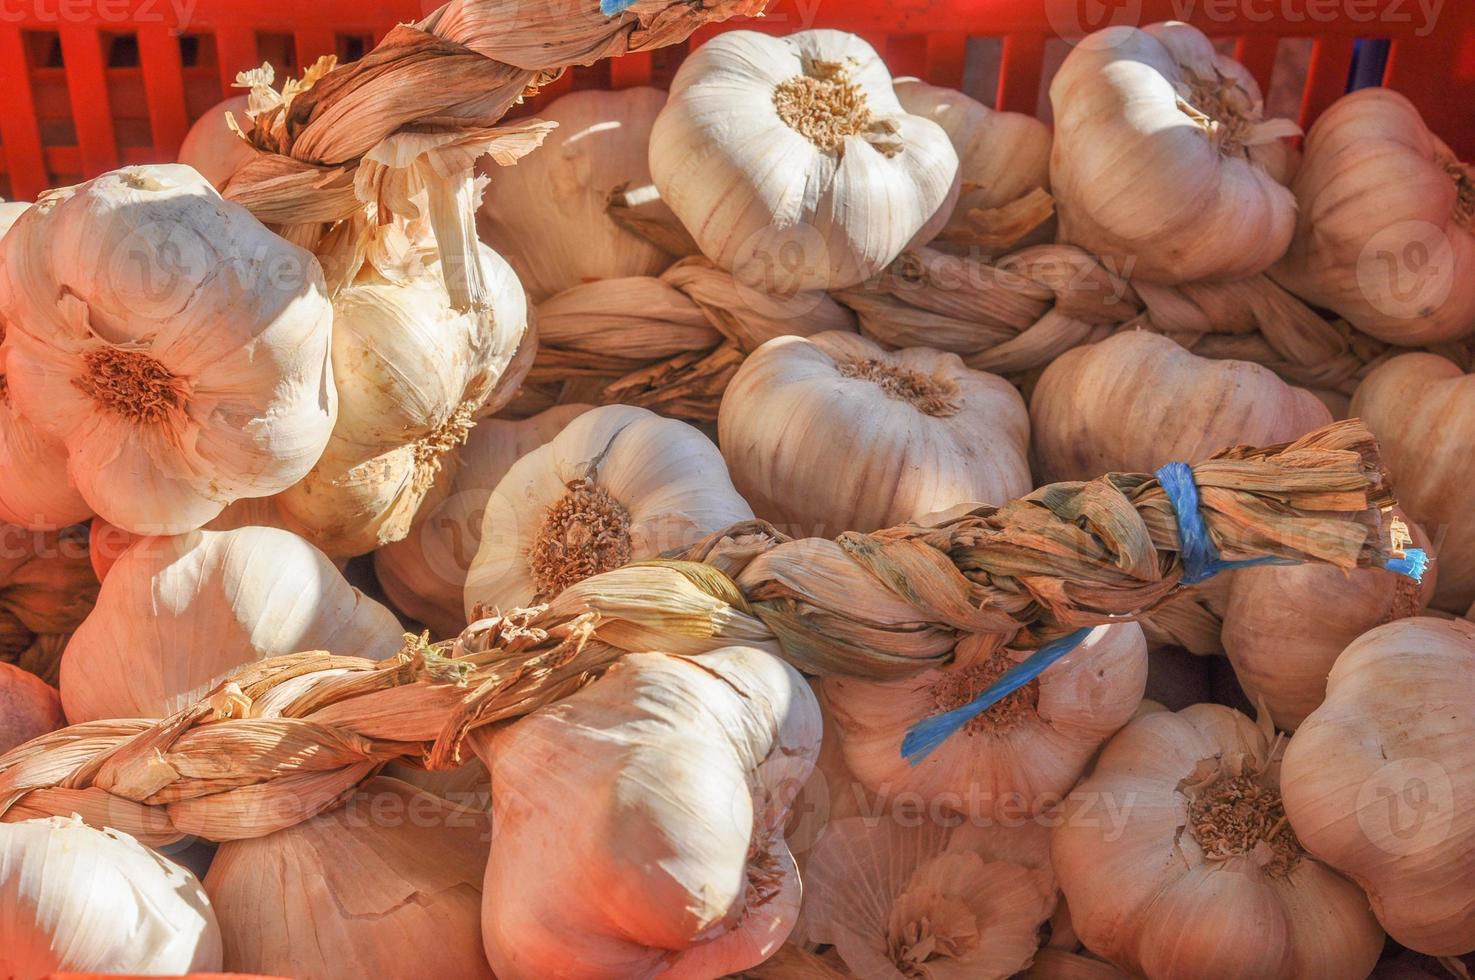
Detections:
[0, 422, 1409, 843]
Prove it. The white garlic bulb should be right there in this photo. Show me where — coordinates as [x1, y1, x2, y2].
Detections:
[804, 815, 1057, 980]
[0, 201, 91, 531]
[206, 777, 491, 978]
[376, 404, 591, 639]
[0, 815, 223, 977]
[478, 87, 673, 302]
[1050, 22, 1298, 282]
[824, 625, 1147, 816]
[651, 29, 959, 291]
[276, 244, 529, 558]
[719, 331, 1031, 536]
[60, 525, 402, 722]
[478, 645, 821, 980]
[177, 95, 254, 190]
[463, 404, 752, 616]
[0, 165, 336, 535]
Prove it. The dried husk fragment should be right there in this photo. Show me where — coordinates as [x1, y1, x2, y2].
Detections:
[0, 421, 1413, 844]
[0, 525, 98, 685]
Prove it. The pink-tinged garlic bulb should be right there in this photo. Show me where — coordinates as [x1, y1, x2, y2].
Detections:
[0, 661, 63, 754]
[1222, 512, 1436, 729]
[177, 95, 254, 190]
[0, 524, 98, 686]
[0, 165, 336, 535]
[650, 29, 959, 292]
[802, 815, 1057, 980]
[1030, 331, 1331, 483]
[894, 77, 1054, 254]
[1054, 703, 1384, 979]
[463, 404, 752, 616]
[1050, 22, 1298, 283]
[376, 405, 591, 639]
[823, 625, 1147, 817]
[206, 777, 491, 978]
[1283, 617, 1475, 956]
[477, 646, 820, 980]
[60, 525, 402, 722]
[478, 87, 673, 302]
[1272, 88, 1475, 345]
[719, 331, 1030, 536]
[1352, 352, 1475, 612]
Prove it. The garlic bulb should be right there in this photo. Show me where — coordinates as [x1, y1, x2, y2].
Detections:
[60, 525, 402, 723]
[478, 87, 672, 302]
[88, 497, 298, 585]
[803, 815, 1057, 980]
[206, 776, 490, 978]
[719, 331, 1030, 536]
[376, 404, 590, 639]
[1282, 617, 1475, 956]
[1351, 353, 1475, 611]
[1054, 703, 1384, 979]
[478, 645, 820, 980]
[0, 165, 336, 535]
[1222, 512, 1436, 729]
[463, 404, 752, 615]
[276, 244, 529, 558]
[0, 201, 91, 532]
[1030, 331, 1331, 483]
[824, 625, 1146, 816]
[650, 29, 959, 291]
[894, 78, 1054, 254]
[0, 815, 223, 977]
[177, 95, 254, 190]
[1272, 89, 1475, 345]
[0, 525, 98, 685]
[1022, 949, 1129, 979]
[1050, 22, 1298, 283]
[0, 662, 63, 754]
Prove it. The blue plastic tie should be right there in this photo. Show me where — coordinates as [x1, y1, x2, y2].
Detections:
[1155, 461, 1299, 584]
[601, 0, 640, 14]
[901, 627, 1092, 765]
[1382, 548, 1429, 583]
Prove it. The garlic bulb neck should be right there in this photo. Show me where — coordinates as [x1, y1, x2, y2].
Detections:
[410, 400, 477, 490]
[1442, 155, 1475, 229]
[529, 478, 634, 599]
[74, 347, 192, 425]
[773, 60, 897, 156]
[1174, 67, 1288, 158]
[1186, 761, 1304, 878]
[886, 861, 984, 974]
[929, 649, 1038, 734]
[836, 356, 961, 416]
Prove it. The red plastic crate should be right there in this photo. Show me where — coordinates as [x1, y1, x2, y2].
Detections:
[1, 0, 1473, 201]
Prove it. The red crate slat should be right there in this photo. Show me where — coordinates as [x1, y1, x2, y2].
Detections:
[59, 27, 120, 178]
[0, 27, 47, 200]
[214, 28, 261, 102]
[1299, 36, 1357, 132]
[997, 34, 1045, 115]
[139, 26, 191, 164]
[926, 33, 967, 91]
[1234, 35, 1280, 101]
[609, 52, 653, 89]
[294, 30, 338, 69]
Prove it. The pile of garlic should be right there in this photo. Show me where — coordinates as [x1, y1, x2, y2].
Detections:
[2, 10, 1474, 980]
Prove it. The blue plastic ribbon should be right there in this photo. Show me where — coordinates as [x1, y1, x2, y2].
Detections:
[899, 459, 1428, 765]
[601, 0, 640, 14]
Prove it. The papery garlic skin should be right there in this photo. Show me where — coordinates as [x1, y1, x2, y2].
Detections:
[719, 331, 1030, 536]
[1283, 618, 1475, 956]
[60, 525, 402, 723]
[651, 29, 959, 291]
[894, 78, 1054, 253]
[0, 525, 98, 686]
[803, 815, 1058, 980]
[0, 662, 63, 754]
[478, 87, 672, 302]
[1272, 89, 1475, 345]
[463, 404, 753, 616]
[0, 165, 336, 535]
[825, 625, 1147, 816]
[1054, 703, 1384, 980]
[178, 96, 254, 190]
[479, 646, 820, 980]
[1222, 511, 1436, 729]
[376, 404, 591, 639]
[1030, 331, 1331, 483]
[277, 245, 529, 558]
[0, 815, 223, 977]
[1352, 352, 1475, 612]
[206, 776, 491, 979]
[1050, 22, 1297, 283]
[0, 201, 91, 531]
